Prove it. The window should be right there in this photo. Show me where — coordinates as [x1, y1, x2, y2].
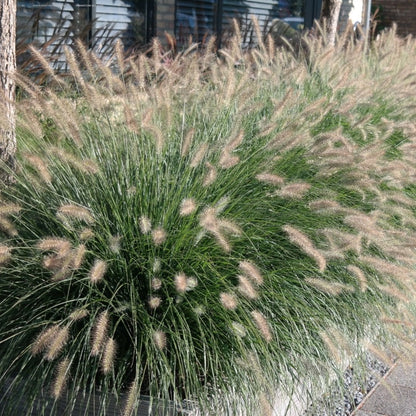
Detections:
[175, 0, 216, 43]
[17, 0, 155, 51]
[175, 0, 311, 47]
[17, 0, 75, 45]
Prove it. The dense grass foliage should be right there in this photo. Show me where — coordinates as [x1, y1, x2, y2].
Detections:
[1, 27, 416, 415]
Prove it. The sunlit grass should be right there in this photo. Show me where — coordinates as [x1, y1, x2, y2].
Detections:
[0, 25, 416, 415]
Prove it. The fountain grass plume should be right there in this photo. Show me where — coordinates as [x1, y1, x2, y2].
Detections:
[1, 26, 416, 416]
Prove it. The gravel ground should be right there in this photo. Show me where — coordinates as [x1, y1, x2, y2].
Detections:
[305, 353, 390, 416]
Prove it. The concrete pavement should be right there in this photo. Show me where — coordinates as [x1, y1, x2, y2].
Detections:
[352, 359, 416, 416]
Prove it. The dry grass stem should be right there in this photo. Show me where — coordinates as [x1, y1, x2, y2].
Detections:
[361, 256, 412, 282]
[57, 205, 94, 224]
[190, 143, 208, 168]
[0, 217, 18, 236]
[239, 261, 264, 285]
[275, 182, 311, 199]
[320, 330, 342, 364]
[365, 342, 394, 367]
[220, 292, 238, 310]
[31, 325, 60, 356]
[377, 284, 410, 303]
[181, 128, 195, 157]
[180, 198, 197, 216]
[346, 265, 367, 292]
[72, 244, 86, 269]
[101, 338, 117, 375]
[25, 154, 52, 183]
[175, 272, 188, 293]
[123, 379, 138, 416]
[255, 172, 284, 186]
[203, 162, 217, 187]
[219, 151, 240, 169]
[153, 330, 167, 350]
[80, 228, 94, 241]
[151, 278, 162, 290]
[37, 238, 72, 256]
[139, 216, 152, 234]
[52, 358, 70, 399]
[152, 227, 167, 246]
[283, 225, 326, 272]
[91, 311, 109, 356]
[89, 259, 107, 284]
[0, 245, 12, 264]
[305, 278, 354, 296]
[238, 275, 258, 299]
[44, 326, 70, 361]
[69, 308, 89, 321]
[148, 296, 162, 309]
[251, 310, 272, 342]
[344, 214, 384, 240]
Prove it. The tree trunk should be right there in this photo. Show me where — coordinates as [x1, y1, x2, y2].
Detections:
[319, 0, 343, 46]
[0, 0, 17, 184]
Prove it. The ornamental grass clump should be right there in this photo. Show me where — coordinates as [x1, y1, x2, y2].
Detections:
[1, 25, 416, 415]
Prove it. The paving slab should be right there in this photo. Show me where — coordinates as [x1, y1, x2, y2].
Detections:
[382, 361, 416, 389]
[352, 360, 416, 416]
[358, 384, 416, 416]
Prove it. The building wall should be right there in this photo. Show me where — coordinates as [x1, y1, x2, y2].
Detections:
[94, 0, 138, 45]
[17, 0, 73, 44]
[17, 0, 151, 53]
[156, 0, 176, 37]
[372, 0, 416, 36]
[338, 0, 365, 33]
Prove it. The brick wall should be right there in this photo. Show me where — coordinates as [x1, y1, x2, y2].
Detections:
[372, 0, 416, 36]
[156, 0, 175, 38]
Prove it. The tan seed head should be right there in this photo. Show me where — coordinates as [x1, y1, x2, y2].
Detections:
[101, 338, 117, 375]
[89, 259, 107, 284]
[220, 292, 238, 310]
[91, 311, 109, 356]
[52, 358, 70, 399]
[180, 198, 197, 216]
[152, 227, 167, 246]
[153, 330, 167, 350]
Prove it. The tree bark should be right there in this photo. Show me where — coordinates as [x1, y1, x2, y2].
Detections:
[0, 0, 17, 184]
[319, 0, 343, 46]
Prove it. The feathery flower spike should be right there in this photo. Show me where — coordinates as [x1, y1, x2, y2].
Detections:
[57, 204, 94, 224]
[101, 338, 117, 375]
[251, 310, 272, 342]
[89, 259, 107, 284]
[52, 358, 70, 399]
[91, 311, 109, 356]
